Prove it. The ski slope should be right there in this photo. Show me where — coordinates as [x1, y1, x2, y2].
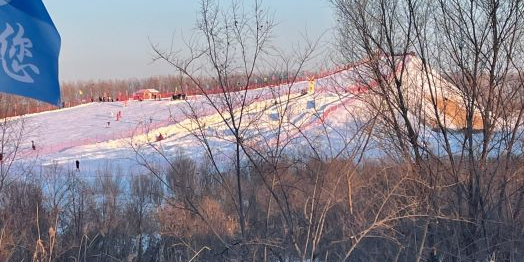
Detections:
[8, 55, 476, 176]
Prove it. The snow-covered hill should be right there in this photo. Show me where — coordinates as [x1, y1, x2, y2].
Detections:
[7, 54, 475, 176]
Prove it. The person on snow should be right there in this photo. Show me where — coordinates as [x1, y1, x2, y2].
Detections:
[75, 160, 80, 171]
[31, 141, 36, 150]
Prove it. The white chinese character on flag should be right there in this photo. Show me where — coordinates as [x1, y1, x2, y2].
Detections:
[0, 22, 40, 83]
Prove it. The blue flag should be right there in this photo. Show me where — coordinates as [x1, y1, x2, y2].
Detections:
[0, 0, 61, 105]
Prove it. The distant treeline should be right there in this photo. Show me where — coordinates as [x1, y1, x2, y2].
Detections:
[0, 71, 316, 118]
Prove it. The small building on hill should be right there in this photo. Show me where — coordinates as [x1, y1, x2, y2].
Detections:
[133, 89, 160, 100]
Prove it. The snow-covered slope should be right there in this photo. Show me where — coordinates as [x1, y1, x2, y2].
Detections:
[7, 55, 474, 176]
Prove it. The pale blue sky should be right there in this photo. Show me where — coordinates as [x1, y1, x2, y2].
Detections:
[43, 0, 336, 82]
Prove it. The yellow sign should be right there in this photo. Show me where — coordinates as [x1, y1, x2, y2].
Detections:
[308, 78, 315, 94]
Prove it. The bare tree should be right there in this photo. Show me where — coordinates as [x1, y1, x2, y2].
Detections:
[331, 0, 524, 260]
